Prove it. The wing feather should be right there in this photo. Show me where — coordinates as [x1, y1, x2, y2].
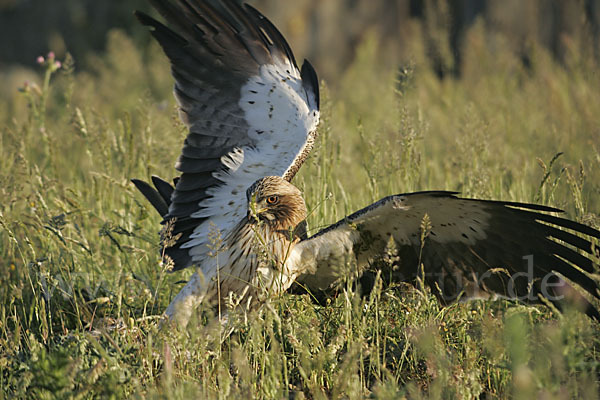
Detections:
[131, 178, 169, 216]
[292, 192, 600, 318]
[134, 0, 319, 271]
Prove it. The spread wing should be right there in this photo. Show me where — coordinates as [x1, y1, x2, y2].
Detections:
[291, 192, 600, 318]
[133, 0, 320, 270]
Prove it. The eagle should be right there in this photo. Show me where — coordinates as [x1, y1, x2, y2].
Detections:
[132, 0, 600, 327]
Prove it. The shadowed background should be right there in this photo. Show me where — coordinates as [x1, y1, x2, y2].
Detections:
[2, 0, 600, 81]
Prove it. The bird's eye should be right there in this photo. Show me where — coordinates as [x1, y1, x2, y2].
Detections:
[266, 195, 279, 205]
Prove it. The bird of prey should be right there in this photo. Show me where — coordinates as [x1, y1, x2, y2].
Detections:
[132, 0, 600, 327]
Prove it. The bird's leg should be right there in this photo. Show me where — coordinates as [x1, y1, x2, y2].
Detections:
[163, 271, 207, 328]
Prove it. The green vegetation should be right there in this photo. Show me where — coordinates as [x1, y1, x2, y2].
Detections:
[1, 19, 600, 399]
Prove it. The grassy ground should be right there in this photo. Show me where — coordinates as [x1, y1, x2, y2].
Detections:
[1, 19, 600, 399]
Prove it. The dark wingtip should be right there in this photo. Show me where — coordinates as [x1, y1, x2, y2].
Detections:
[131, 178, 169, 217]
[301, 59, 319, 110]
[585, 303, 600, 321]
[244, 3, 299, 69]
[134, 10, 154, 26]
[130, 178, 146, 189]
[151, 175, 175, 205]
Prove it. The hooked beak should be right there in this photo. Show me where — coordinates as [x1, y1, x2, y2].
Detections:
[248, 206, 261, 222]
[248, 201, 274, 222]
[248, 200, 264, 222]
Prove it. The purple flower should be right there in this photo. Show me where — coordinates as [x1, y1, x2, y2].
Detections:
[36, 56, 45, 64]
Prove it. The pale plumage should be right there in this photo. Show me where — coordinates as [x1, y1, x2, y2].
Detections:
[162, 176, 307, 325]
[133, 0, 318, 274]
[133, 0, 600, 327]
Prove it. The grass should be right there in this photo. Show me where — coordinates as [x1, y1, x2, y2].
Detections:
[1, 16, 600, 399]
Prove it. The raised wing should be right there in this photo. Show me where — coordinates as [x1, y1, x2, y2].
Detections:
[134, 0, 320, 270]
[291, 192, 600, 318]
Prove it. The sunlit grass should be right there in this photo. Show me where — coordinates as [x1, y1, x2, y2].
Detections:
[1, 19, 599, 399]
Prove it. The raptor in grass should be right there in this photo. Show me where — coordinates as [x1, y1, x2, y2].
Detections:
[132, 0, 600, 327]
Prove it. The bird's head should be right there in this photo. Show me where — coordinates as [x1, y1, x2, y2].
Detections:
[246, 176, 307, 232]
